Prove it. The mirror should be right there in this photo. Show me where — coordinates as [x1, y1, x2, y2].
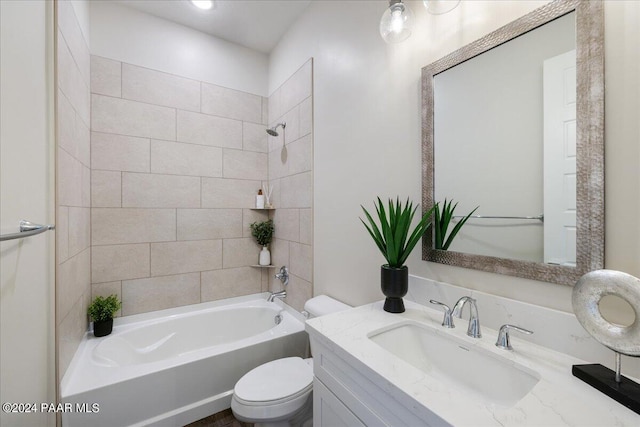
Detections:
[422, 0, 604, 286]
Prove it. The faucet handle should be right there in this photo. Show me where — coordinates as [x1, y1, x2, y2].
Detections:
[429, 300, 455, 328]
[495, 324, 533, 350]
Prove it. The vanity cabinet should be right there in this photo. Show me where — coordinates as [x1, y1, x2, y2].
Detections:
[310, 332, 443, 427]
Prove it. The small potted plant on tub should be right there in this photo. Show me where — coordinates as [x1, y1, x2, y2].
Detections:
[250, 219, 274, 266]
[88, 294, 122, 337]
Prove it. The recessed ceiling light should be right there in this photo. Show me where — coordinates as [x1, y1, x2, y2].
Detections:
[190, 0, 214, 11]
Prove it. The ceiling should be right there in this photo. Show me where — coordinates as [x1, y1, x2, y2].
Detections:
[116, 0, 312, 54]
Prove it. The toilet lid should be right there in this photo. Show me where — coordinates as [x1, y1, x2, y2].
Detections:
[234, 357, 313, 403]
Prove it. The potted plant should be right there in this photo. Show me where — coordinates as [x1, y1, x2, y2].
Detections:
[361, 197, 436, 313]
[433, 199, 478, 250]
[88, 294, 122, 337]
[250, 219, 274, 266]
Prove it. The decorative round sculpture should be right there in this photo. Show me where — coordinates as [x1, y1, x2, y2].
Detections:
[572, 269, 640, 356]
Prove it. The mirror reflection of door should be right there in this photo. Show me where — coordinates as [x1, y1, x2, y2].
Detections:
[543, 50, 577, 266]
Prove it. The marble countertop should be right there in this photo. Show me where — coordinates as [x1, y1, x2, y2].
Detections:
[306, 300, 640, 426]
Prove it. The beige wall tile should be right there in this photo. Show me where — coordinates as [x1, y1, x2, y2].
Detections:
[176, 110, 242, 149]
[92, 94, 175, 140]
[57, 30, 90, 127]
[151, 140, 222, 177]
[122, 64, 200, 112]
[267, 126, 286, 153]
[58, 148, 86, 207]
[281, 106, 300, 145]
[288, 134, 312, 175]
[262, 97, 269, 125]
[91, 56, 121, 97]
[268, 148, 289, 180]
[201, 267, 261, 302]
[299, 96, 312, 137]
[92, 243, 150, 283]
[69, 207, 90, 257]
[58, 293, 89, 380]
[92, 208, 176, 245]
[201, 83, 262, 123]
[58, 90, 90, 167]
[280, 172, 312, 208]
[290, 242, 313, 283]
[92, 170, 121, 208]
[223, 149, 268, 180]
[57, 248, 91, 322]
[122, 173, 200, 208]
[81, 164, 91, 208]
[243, 122, 268, 153]
[92, 282, 123, 318]
[201, 178, 262, 208]
[299, 208, 313, 245]
[223, 238, 262, 268]
[273, 209, 300, 242]
[151, 240, 222, 276]
[268, 179, 282, 210]
[57, 207, 69, 263]
[281, 60, 312, 115]
[57, 0, 90, 84]
[91, 132, 150, 172]
[122, 273, 200, 315]
[270, 238, 290, 271]
[243, 209, 269, 238]
[177, 209, 242, 241]
[284, 274, 313, 312]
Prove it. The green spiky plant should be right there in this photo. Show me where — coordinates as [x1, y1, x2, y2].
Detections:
[250, 219, 274, 247]
[360, 197, 437, 268]
[433, 199, 478, 250]
[88, 294, 121, 322]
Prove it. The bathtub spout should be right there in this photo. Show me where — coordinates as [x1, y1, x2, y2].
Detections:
[267, 290, 287, 302]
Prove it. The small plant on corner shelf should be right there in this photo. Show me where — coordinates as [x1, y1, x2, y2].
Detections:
[88, 294, 121, 337]
[250, 219, 274, 266]
[433, 199, 478, 250]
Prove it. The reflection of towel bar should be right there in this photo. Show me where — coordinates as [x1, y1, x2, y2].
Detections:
[452, 215, 544, 222]
[0, 220, 55, 242]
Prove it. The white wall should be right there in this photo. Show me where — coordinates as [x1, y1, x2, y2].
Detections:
[270, 0, 640, 314]
[90, 1, 269, 96]
[0, 1, 55, 426]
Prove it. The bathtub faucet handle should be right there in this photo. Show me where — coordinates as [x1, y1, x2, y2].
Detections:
[275, 266, 289, 286]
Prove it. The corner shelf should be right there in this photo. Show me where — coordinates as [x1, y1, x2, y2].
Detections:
[251, 265, 277, 268]
[250, 207, 276, 211]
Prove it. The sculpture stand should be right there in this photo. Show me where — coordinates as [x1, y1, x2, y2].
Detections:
[572, 352, 640, 415]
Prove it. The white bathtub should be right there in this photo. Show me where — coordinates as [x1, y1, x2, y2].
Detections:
[61, 294, 307, 427]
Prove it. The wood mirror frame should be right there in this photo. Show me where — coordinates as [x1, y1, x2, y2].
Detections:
[421, 0, 604, 286]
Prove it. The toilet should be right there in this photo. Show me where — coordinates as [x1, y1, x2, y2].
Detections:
[231, 295, 350, 427]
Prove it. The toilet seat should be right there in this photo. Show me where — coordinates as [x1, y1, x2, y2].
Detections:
[232, 357, 313, 422]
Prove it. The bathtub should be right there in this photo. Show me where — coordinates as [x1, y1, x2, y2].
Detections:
[61, 293, 307, 427]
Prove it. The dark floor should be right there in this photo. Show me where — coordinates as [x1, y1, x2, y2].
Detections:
[185, 408, 253, 427]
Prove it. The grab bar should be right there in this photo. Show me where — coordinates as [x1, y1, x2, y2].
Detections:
[452, 215, 544, 222]
[0, 220, 55, 242]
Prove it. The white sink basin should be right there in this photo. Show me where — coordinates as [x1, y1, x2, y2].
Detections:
[368, 322, 540, 407]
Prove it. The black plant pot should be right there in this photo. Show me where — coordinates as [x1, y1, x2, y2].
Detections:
[381, 265, 408, 313]
[93, 318, 113, 337]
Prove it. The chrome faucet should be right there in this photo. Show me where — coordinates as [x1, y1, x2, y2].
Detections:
[495, 324, 533, 350]
[429, 300, 455, 328]
[275, 266, 289, 286]
[452, 296, 482, 338]
[267, 290, 287, 302]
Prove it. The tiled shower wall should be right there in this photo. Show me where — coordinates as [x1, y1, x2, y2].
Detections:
[89, 56, 272, 316]
[56, 1, 92, 377]
[268, 60, 314, 312]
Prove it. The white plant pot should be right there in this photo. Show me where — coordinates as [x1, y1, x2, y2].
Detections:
[259, 246, 271, 266]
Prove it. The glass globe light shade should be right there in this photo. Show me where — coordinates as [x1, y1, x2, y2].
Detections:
[423, 0, 461, 15]
[380, 1, 415, 44]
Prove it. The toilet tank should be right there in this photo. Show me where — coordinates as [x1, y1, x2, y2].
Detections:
[304, 295, 350, 318]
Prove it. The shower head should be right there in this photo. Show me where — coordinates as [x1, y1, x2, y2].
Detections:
[266, 122, 286, 137]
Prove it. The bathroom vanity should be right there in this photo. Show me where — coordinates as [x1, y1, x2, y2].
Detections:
[306, 300, 639, 426]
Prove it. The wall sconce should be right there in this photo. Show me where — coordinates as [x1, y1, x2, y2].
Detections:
[379, 0, 415, 44]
